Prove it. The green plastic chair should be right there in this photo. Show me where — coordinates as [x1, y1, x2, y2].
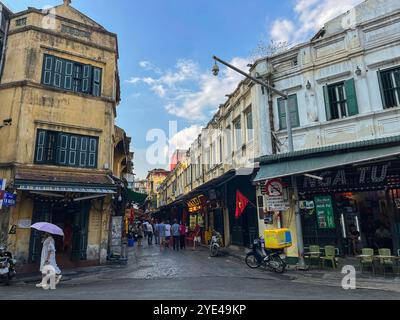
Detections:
[359, 248, 375, 274]
[320, 246, 337, 269]
[304, 245, 321, 269]
[378, 248, 394, 276]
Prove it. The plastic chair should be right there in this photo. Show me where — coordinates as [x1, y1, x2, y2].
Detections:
[378, 248, 394, 276]
[320, 246, 337, 269]
[359, 248, 374, 274]
[304, 245, 321, 269]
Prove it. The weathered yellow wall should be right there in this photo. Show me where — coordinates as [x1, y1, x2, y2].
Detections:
[7, 193, 34, 264]
[0, 4, 120, 265]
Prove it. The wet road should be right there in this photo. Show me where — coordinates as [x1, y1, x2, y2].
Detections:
[1, 243, 400, 300]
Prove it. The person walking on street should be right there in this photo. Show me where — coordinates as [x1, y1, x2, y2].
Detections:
[193, 223, 201, 251]
[36, 233, 62, 288]
[172, 220, 180, 251]
[165, 221, 171, 249]
[159, 220, 166, 250]
[137, 223, 144, 247]
[179, 222, 186, 250]
[154, 220, 160, 245]
[147, 222, 154, 245]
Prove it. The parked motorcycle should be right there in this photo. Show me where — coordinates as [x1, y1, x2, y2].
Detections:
[209, 231, 222, 257]
[245, 237, 287, 273]
[0, 246, 17, 285]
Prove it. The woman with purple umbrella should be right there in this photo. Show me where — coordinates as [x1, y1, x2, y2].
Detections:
[31, 223, 63, 288]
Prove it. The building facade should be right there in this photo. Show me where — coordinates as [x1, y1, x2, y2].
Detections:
[253, 0, 400, 262]
[0, 0, 122, 268]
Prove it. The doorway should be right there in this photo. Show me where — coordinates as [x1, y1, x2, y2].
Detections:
[28, 199, 90, 264]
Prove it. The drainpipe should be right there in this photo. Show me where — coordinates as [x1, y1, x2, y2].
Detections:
[0, 18, 10, 81]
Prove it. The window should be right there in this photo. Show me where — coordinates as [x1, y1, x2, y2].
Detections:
[35, 129, 98, 168]
[225, 126, 232, 158]
[245, 108, 254, 142]
[41, 54, 102, 97]
[323, 78, 358, 120]
[277, 94, 300, 130]
[233, 117, 242, 150]
[219, 136, 223, 163]
[16, 18, 27, 26]
[378, 67, 400, 109]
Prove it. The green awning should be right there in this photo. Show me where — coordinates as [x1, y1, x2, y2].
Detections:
[254, 144, 400, 182]
[126, 189, 148, 205]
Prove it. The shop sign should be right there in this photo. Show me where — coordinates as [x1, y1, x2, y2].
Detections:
[189, 215, 197, 230]
[299, 201, 315, 210]
[266, 196, 289, 212]
[0, 179, 6, 210]
[395, 199, 400, 209]
[3, 193, 16, 207]
[111, 216, 123, 246]
[301, 164, 391, 191]
[187, 195, 206, 213]
[314, 196, 335, 229]
[17, 219, 32, 229]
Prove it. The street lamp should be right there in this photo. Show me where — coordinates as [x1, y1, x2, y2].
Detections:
[212, 55, 306, 269]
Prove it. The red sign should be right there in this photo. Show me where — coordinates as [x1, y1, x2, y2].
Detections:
[0, 191, 4, 201]
[264, 179, 284, 197]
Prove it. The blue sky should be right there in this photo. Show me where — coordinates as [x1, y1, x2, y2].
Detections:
[6, 0, 362, 178]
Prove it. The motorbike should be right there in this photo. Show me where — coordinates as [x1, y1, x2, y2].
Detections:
[209, 232, 222, 257]
[0, 246, 17, 286]
[245, 237, 287, 273]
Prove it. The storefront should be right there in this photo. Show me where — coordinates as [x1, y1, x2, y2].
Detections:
[255, 136, 400, 261]
[187, 195, 206, 243]
[7, 168, 117, 269]
[295, 161, 400, 256]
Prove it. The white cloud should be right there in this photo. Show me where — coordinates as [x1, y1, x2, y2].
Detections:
[126, 57, 249, 121]
[270, 0, 364, 45]
[160, 124, 203, 168]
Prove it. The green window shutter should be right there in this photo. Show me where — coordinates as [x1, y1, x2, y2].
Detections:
[69, 136, 78, 166]
[344, 78, 359, 116]
[92, 67, 102, 97]
[53, 58, 63, 88]
[64, 62, 73, 90]
[79, 137, 88, 167]
[88, 138, 97, 168]
[35, 130, 47, 163]
[377, 70, 386, 109]
[42, 55, 54, 85]
[277, 98, 287, 130]
[289, 95, 300, 128]
[58, 134, 69, 165]
[323, 85, 332, 121]
[82, 65, 92, 93]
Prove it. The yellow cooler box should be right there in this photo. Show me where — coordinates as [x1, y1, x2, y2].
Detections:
[264, 229, 292, 249]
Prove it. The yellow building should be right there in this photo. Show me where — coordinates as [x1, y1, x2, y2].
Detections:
[0, 0, 122, 268]
[145, 169, 169, 214]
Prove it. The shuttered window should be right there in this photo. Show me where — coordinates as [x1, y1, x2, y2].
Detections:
[277, 94, 300, 130]
[34, 129, 98, 168]
[323, 79, 359, 121]
[378, 67, 400, 109]
[41, 54, 102, 97]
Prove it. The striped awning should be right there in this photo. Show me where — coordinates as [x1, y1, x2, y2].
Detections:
[17, 184, 117, 194]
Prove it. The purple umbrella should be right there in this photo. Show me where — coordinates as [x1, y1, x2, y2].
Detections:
[31, 222, 64, 237]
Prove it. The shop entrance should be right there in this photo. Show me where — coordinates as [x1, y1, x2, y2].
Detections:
[29, 199, 90, 264]
[335, 191, 399, 255]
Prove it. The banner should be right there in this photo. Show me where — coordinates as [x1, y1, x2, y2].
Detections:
[314, 195, 335, 229]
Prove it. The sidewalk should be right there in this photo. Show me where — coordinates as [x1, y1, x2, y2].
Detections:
[223, 246, 400, 293]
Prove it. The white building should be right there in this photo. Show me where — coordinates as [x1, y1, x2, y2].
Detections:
[252, 0, 400, 262]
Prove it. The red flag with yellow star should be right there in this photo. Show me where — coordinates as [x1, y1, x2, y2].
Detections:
[235, 190, 249, 219]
